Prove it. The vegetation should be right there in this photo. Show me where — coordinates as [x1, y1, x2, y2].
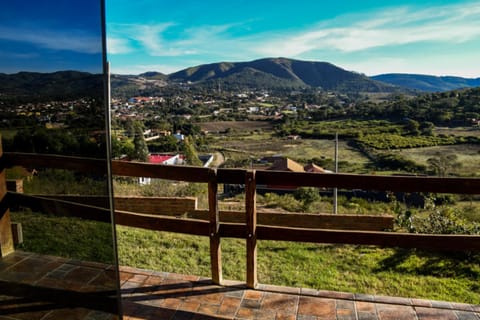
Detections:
[3, 66, 480, 306]
[11, 209, 479, 304]
[12, 210, 115, 264]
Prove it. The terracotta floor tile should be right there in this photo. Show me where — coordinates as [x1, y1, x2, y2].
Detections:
[275, 313, 296, 320]
[235, 307, 255, 319]
[411, 299, 432, 307]
[415, 306, 457, 320]
[144, 275, 166, 285]
[337, 308, 356, 320]
[128, 274, 148, 284]
[374, 295, 412, 306]
[376, 304, 416, 320]
[241, 298, 262, 309]
[298, 297, 336, 318]
[357, 312, 379, 320]
[2, 252, 480, 320]
[196, 292, 224, 305]
[217, 296, 241, 317]
[356, 301, 376, 312]
[253, 309, 276, 320]
[179, 301, 201, 312]
[455, 310, 479, 320]
[244, 290, 263, 300]
[197, 304, 219, 316]
[161, 297, 182, 310]
[262, 293, 297, 315]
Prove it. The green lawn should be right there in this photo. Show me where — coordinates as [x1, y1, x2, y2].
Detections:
[116, 227, 480, 304]
[10, 210, 480, 304]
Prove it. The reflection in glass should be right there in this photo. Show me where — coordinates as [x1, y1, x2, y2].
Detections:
[0, 0, 120, 318]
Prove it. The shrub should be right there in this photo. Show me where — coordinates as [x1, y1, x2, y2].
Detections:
[415, 208, 480, 235]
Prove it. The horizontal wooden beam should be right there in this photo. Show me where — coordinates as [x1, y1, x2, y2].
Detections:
[256, 225, 480, 251]
[10, 193, 209, 236]
[256, 170, 480, 194]
[115, 210, 209, 236]
[8, 193, 112, 223]
[34, 195, 197, 215]
[5, 153, 480, 195]
[118, 208, 393, 232]
[8, 193, 479, 251]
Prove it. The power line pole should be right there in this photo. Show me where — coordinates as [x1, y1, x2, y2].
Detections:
[333, 132, 338, 214]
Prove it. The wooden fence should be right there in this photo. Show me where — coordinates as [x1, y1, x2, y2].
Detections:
[2, 151, 480, 288]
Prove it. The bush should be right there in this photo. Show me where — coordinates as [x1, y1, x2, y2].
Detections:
[294, 187, 321, 210]
[261, 193, 303, 212]
[415, 208, 480, 235]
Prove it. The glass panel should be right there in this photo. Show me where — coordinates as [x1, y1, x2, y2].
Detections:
[0, 0, 120, 318]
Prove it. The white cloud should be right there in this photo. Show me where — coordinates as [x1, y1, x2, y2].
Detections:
[0, 27, 101, 54]
[107, 37, 133, 54]
[254, 2, 480, 56]
[108, 22, 246, 58]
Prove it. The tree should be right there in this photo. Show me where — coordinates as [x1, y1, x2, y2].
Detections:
[420, 121, 435, 136]
[427, 153, 461, 177]
[404, 119, 420, 136]
[131, 121, 149, 161]
[182, 136, 202, 166]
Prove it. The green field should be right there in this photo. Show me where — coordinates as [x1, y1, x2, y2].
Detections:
[11, 211, 479, 304]
[398, 144, 480, 177]
[211, 133, 372, 172]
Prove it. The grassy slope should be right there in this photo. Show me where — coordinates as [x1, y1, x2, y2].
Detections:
[117, 227, 479, 304]
[11, 211, 479, 304]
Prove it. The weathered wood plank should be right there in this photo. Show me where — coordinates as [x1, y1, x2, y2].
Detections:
[0, 138, 14, 257]
[256, 170, 480, 194]
[8, 193, 480, 251]
[115, 210, 209, 236]
[36, 195, 197, 215]
[256, 225, 480, 251]
[256, 212, 394, 231]
[8, 193, 112, 223]
[11, 222, 23, 245]
[245, 170, 257, 288]
[5, 152, 480, 194]
[162, 210, 393, 232]
[28, 195, 393, 231]
[208, 169, 222, 285]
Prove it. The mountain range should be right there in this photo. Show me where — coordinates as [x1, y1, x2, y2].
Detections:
[2, 58, 479, 101]
[116, 58, 479, 94]
[370, 74, 480, 92]
[0, 71, 103, 101]
[167, 57, 398, 93]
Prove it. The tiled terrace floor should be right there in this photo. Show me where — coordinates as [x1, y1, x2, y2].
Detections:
[1, 251, 479, 319]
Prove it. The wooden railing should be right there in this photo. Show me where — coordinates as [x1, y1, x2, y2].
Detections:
[2, 152, 480, 288]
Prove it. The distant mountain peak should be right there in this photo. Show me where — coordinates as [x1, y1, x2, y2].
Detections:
[168, 57, 399, 93]
[371, 73, 480, 92]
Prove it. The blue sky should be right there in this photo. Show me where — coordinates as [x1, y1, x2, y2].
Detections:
[0, 0, 103, 73]
[106, 0, 480, 77]
[1, 1, 479, 77]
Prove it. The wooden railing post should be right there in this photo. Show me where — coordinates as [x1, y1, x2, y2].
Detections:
[208, 169, 222, 284]
[245, 170, 257, 288]
[0, 135, 14, 257]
